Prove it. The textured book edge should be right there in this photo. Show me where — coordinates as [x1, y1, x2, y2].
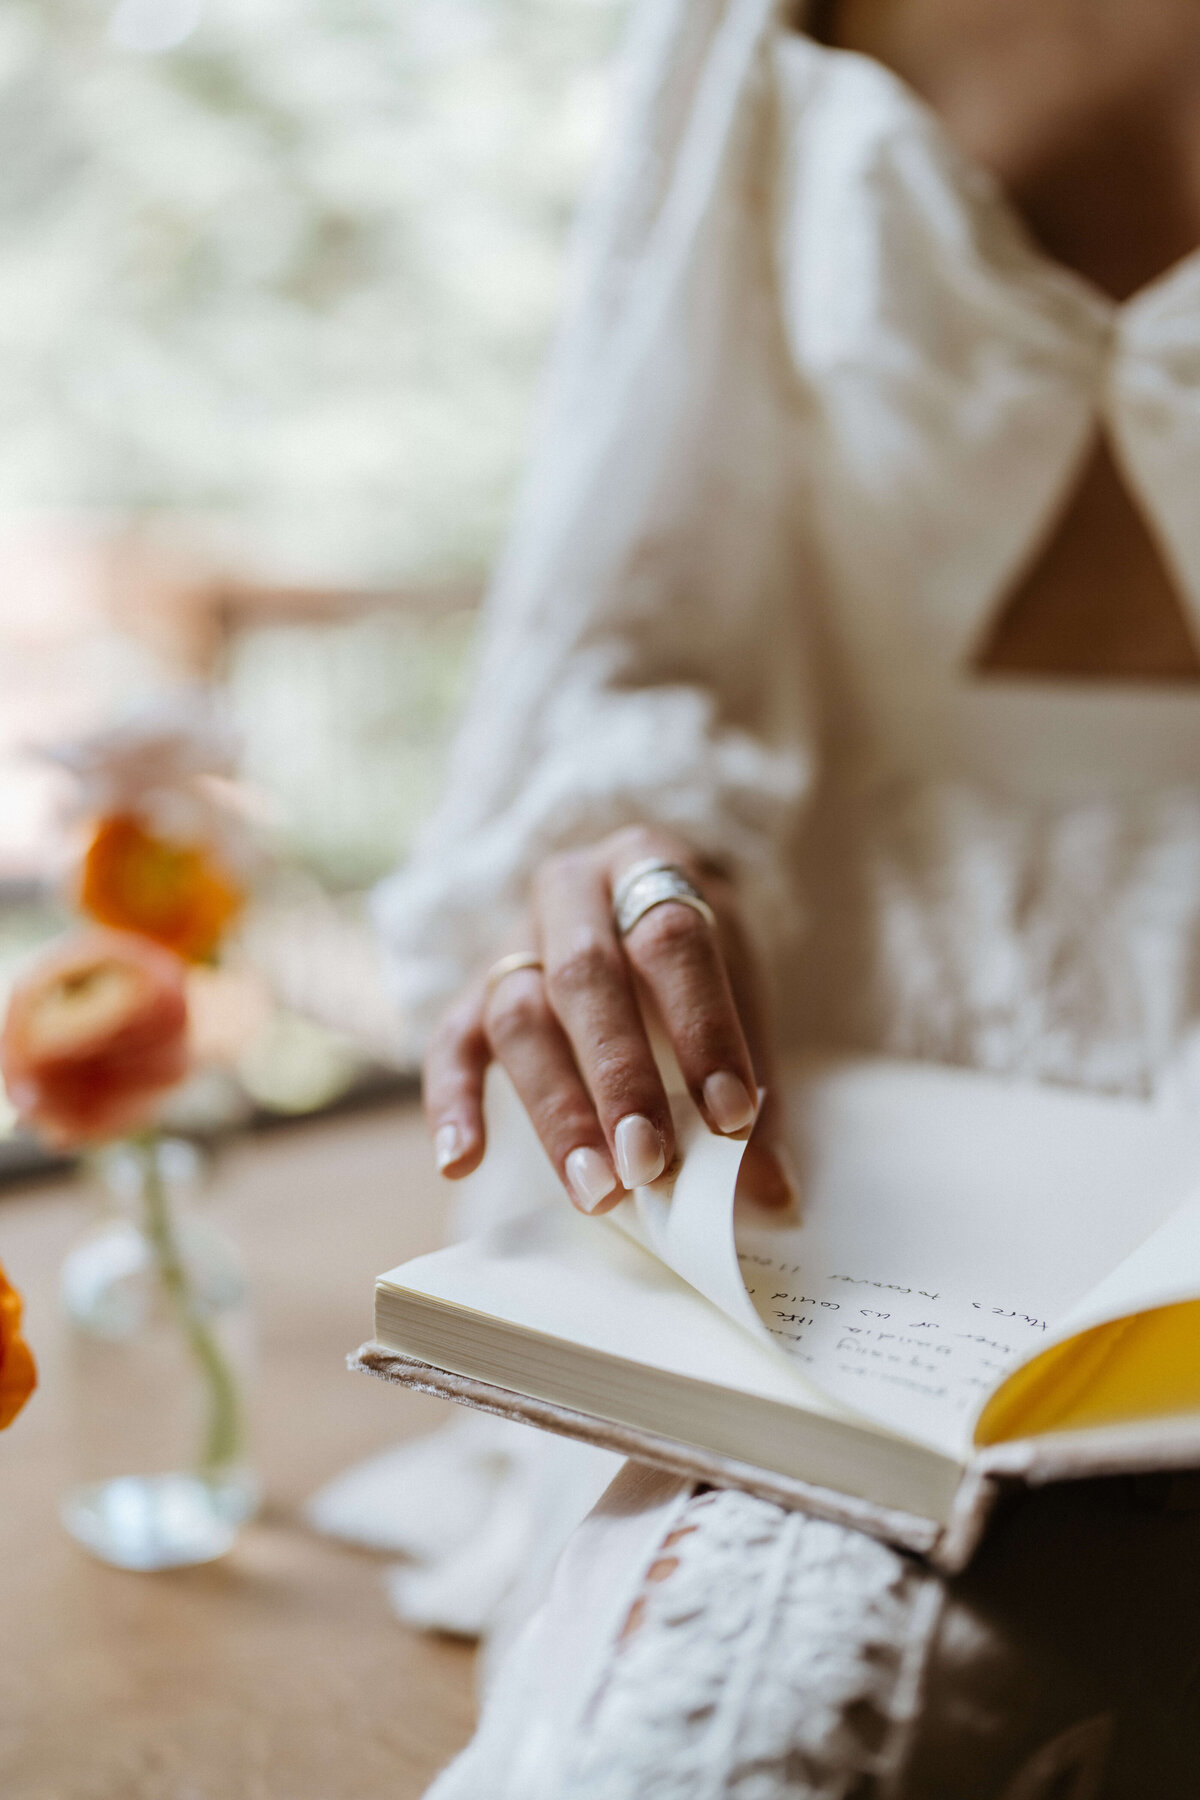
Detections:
[351, 1344, 1200, 1573]
[350, 1341, 948, 1560]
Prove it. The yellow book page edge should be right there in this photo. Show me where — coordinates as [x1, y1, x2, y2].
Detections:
[975, 1297, 1200, 1445]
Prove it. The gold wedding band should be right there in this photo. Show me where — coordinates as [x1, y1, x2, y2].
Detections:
[484, 950, 544, 996]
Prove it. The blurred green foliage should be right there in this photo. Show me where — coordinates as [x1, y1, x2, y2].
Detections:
[0, 0, 626, 586]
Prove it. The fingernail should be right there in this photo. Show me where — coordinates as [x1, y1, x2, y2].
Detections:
[435, 1123, 463, 1173]
[703, 1071, 757, 1134]
[565, 1146, 618, 1212]
[614, 1114, 666, 1189]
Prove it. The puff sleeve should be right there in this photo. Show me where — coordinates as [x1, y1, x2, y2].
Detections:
[373, 0, 817, 1042]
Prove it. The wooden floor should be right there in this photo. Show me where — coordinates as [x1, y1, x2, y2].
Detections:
[0, 1103, 478, 1800]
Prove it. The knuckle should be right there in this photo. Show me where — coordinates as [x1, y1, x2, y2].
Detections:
[535, 847, 595, 898]
[588, 1043, 649, 1107]
[484, 982, 549, 1049]
[535, 1087, 595, 1149]
[630, 899, 710, 961]
[424, 1070, 468, 1116]
[427, 1014, 467, 1073]
[674, 1017, 741, 1074]
[422, 1039, 472, 1110]
[546, 932, 622, 1002]
[607, 824, 662, 862]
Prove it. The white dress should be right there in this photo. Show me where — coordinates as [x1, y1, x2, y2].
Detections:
[363, 2, 1200, 1792]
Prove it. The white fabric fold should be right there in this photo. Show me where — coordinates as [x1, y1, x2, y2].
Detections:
[424, 1463, 693, 1800]
[307, 1413, 620, 1652]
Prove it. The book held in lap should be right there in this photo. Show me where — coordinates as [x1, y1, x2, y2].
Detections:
[359, 1057, 1200, 1569]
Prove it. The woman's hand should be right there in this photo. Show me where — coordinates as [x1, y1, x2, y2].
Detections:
[424, 827, 795, 1214]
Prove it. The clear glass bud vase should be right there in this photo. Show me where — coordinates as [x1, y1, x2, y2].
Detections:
[60, 1136, 258, 1570]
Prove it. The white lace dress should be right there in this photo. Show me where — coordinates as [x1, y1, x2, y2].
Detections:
[359, 2, 1200, 1792]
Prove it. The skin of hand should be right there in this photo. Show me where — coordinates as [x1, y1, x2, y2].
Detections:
[423, 826, 797, 1216]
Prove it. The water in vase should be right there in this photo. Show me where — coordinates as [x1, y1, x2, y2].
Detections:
[61, 1138, 258, 1570]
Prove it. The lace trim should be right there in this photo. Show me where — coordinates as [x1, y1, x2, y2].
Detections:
[794, 781, 1200, 1097]
[561, 1488, 935, 1800]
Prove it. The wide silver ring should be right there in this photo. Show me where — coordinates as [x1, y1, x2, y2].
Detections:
[484, 950, 544, 996]
[612, 860, 716, 939]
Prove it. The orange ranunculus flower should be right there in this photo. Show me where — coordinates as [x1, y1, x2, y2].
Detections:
[79, 813, 243, 962]
[0, 1263, 36, 1430]
[0, 929, 189, 1148]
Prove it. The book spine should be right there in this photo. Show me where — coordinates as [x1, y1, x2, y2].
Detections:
[351, 1341, 947, 1559]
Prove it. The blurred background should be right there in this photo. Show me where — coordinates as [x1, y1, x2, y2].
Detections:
[0, 0, 627, 1148]
[0, 9, 629, 1794]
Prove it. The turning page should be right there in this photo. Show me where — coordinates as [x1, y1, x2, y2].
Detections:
[611, 1058, 1200, 1459]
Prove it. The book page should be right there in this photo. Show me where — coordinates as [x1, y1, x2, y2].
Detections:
[376, 1200, 966, 1522]
[380, 1202, 827, 1412]
[976, 1191, 1200, 1441]
[613, 1058, 1200, 1458]
[735, 1236, 1049, 1457]
[611, 1091, 764, 1339]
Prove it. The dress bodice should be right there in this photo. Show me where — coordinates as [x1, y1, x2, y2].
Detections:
[375, 0, 1200, 1094]
[773, 31, 1200, 804]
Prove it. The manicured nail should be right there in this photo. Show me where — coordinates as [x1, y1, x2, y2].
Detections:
[614, 1114, 666, 1189]
[565, 1146, 618, 1212]
[703, 1071, 757, 1134]
[435, 1123, 463, 1173]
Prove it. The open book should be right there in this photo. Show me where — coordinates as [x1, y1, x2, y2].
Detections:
[359, 1057, 1200, 1569]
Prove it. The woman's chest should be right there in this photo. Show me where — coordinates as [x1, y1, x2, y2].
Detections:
[816, 1, 1200, 683]
[772, 31, 1200, 760]
[825, 0, 1200, 305]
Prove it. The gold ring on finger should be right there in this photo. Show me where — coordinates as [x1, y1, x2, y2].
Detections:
[484, 950, 545, 997]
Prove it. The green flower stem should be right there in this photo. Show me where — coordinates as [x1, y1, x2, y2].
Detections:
[136, 1135, 242, 1474]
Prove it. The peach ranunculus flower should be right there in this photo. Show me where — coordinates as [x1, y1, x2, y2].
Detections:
[79, 813, 242, 963]
[0, 929, 189, 1148]
[0, 1262, 36, 1430]
[40, 700, 258, 962]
